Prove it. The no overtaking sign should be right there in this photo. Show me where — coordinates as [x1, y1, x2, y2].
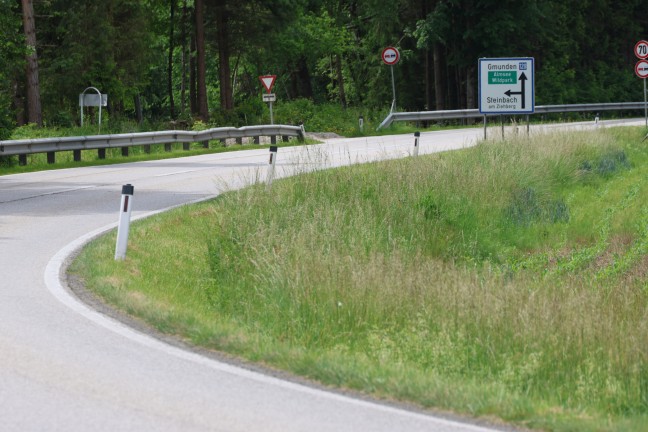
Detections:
[382, 47, 400, 65]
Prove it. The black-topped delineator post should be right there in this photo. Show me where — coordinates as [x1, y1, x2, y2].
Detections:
[413, 131, 420, 157]
[115, 184, 134, 261]
[266, 146, 278, 189]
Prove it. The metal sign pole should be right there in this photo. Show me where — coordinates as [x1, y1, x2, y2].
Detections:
[390, 65, 396, 113]
[644, 78, 648, 129]
[270, 101, 274, 125]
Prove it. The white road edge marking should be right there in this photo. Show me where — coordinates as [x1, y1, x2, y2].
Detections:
[44, 201, 502, 432]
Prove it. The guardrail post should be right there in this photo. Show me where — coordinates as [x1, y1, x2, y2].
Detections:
[282, 135, 289, 143]
[271, 136, 277, 144]
[266, 145, 278, 189]
[483, 116, 487, 140]
[98, 149, 106, 159]
[73, 150, 81, 162]
[19, 155, 27, 166]
[115, 184, 134, 261]
[236, 137, 242, 145]
[413, 131, 420, 157]
[254, 136, 260, 144]
[144, 145, 151, 154]
[165, 143, 172, 152]
[299, 123, 305, 142]
[47, 151, 55, 164]
[121, 146, 129, 157]
[183, 143, 190, 150]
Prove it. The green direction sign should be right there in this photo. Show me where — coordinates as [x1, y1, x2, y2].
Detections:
[479, 57, 535, 114]
[488, 71, 517, 85]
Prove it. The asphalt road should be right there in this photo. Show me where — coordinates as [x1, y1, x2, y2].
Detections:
[1, 121, 641, 431]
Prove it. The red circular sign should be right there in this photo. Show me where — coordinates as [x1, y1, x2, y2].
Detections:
[634, 40, 648, 59]
[635, 60, 648, 79]
[381, 47, 400, 65]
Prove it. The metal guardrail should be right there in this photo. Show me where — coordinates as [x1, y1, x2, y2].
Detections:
[0, 124, 304, 158]
[1, 102, 644, 159]
[378, 102, 648, 129]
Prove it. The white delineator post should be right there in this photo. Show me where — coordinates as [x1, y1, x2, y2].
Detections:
[413, 131, 420, 157]
[115, 184, 134, 261]
[266, 146, 278, 189]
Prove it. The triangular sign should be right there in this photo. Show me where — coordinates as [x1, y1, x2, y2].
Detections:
[259, 75, 277, 93]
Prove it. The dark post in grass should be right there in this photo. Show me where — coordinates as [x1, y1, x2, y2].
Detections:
[266, 145, 278, 189]
[115, 184, 135, 261]
[413, 131, 420, 157]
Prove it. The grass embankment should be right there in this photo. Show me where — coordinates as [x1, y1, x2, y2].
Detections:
[71, 127, 648, 431]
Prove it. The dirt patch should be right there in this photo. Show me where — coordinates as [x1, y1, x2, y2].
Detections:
[591, 234, 634, 270]
[305, 132, 344, 140]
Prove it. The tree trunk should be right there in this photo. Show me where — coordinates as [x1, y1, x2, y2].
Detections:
[297, 57, 313, 99]
[190, 32, 197, 115]
[216, 1, 233, 111]
[466, 65, 476, 109]
[12, 79, 26, 126]
[180, 0, 188, 114]
[21, 0, 42, 126]
[168, 0, 176, 119]
[422, 0, 432, 111]
[134, 95, 143, 125]
[433, 43, 446, 111]
[195, 0, 209, 121]
[335, 55, 347, 108]
[425, 48, 432, 110]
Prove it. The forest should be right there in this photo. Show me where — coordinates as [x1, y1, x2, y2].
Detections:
[1, 0, 647, 140]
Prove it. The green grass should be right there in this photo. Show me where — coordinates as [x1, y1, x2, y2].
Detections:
[70, 126, 648, 431]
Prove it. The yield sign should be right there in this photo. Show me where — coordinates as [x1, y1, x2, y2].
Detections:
[259, 75, 277, 93]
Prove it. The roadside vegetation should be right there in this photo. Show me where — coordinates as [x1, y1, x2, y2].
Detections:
[70, 126, 648, 431]
[0, 100, 457, 175]
[1, 96, 624, 176]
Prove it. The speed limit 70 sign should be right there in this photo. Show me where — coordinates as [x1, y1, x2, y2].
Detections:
[635, 40, 648, 59]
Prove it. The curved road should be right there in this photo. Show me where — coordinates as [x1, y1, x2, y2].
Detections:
[1, 121, 639, 431]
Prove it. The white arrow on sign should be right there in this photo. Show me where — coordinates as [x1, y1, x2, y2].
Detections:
[259, 75, 277, 93]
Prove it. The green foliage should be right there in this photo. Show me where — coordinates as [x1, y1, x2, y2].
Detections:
[4, 0, 648, 129]
[273, 98, 390, 135]
[504, 187, 570, 227]
[37, 0, 156, 122]
[0, 0, 23, 139]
